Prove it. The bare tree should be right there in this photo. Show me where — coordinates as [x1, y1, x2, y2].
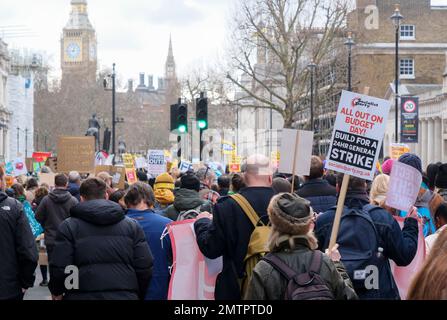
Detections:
[226, 0, 349, 128]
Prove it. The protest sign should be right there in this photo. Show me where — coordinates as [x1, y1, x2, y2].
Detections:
[326, 90, 391, 181]
[147, 150, 166, 176]
[229, 162, 241, 173]
[385, 162, 422, 212]
[125, 168, 138, 185]
[112, 166, 126, 190]
[45, 157, 58, 173]
[122, 153, 135, 169]
[168, 220, 222, 300]
[271, 151, 280, 169]
[179, 161, 193, 173]
[278, 129, 314, 185]
[390, 143, 410, 160]
[5, 161, 14, 175]
[221, 140, 236, 155]
[135, 157, 147, 170]
[57, 137, 95, 173]
[38, 173, 56, 188]
[12, 158, 28, 176]
[32, 152, 52, 163]
[327, 90, 390, 250]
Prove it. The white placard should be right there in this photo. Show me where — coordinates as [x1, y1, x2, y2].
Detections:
[135, 157, 147, 169]
[326, 90, 391, 181]
[386, 162, 422, 212]
[179, 161, 193, 173]
[147, 150, 166, 176]
[278, 129, 314, 176]
[13, 157, 28, 176]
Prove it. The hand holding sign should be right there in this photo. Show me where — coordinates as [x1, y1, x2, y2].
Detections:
[385, 161, 422, 213]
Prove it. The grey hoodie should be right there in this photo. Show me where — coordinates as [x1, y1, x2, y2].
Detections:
[35, 188, 79, 247]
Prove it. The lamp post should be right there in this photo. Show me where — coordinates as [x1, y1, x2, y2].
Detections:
[391, 4, 403, 143]
[307, 61, 317, 132]
[103, 63, 123, 165]
[344, 31, 355, 91]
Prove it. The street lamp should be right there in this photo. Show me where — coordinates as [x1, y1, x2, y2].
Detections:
[344, 31, 355, 91]
[104, 63, 124, 164]
[391, 4, 403, 143]
[307, 61, 317, 132]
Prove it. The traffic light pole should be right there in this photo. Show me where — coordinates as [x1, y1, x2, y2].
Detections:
[199, 128, 204, 162]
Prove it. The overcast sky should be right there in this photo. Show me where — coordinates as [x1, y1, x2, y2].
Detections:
[0, 0, 233, 85]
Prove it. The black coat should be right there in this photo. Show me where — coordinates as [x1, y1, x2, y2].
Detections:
[296, 179, 337, 214]
[0, 192, 38, 299]
[35, 188, 79, 247]
[194, 187, 275, 300]
[49, 199, 153, 300]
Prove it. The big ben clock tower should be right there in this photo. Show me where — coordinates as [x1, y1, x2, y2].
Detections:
[61, 0, 97, 87]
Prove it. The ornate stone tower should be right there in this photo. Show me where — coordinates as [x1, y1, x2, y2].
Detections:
[165, 35, 177, 85]
[61, 0, 97, 87]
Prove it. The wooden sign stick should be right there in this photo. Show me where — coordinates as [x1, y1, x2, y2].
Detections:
[328, 174, 351, 250]
[291, 130, 300, 193]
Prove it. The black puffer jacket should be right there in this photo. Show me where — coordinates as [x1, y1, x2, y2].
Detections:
[49, 200, 153, 300]
[0, 192, 38, 299]
[35, 188, 78, 247]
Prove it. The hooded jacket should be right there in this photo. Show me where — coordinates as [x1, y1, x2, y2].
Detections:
[163, 188, 212, 221]
[35, 188, 79, 247]
[68, 182, 81, 202]
[49, 200, 153, 300]
[0, 192, 38, 299]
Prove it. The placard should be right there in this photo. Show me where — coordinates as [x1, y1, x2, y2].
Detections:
[278, 129, 314, 176]
[147, 150, 166, 176]
[385, 162, 422, 212]
[122, 153, 135, 169]
[12, 157, 28, 176]
[38, 173, 56, 188]
[390, 143, 410, 160]
[57, 137, 95, 173]
[326, 90, 391, 181]
[135, 157, 148, 170]
[179, 161, 193, 173]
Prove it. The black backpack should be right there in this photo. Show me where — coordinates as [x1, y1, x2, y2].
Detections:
[323, 204, 388, 291]
[262, 251, 334, 300]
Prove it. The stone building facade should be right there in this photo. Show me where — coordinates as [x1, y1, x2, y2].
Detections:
[0, 38, 11, 161]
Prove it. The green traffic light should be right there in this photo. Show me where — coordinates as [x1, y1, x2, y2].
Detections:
[198, 120, 207, 129]
[178, 125, 187, 133]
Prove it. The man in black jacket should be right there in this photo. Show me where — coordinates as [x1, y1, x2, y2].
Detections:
[0, 169, 38, 300]
[35, 173, 78, 268]
[49, 178, 153, 300]
[194, 155, 274, 300]
[297, 156, 337, 213]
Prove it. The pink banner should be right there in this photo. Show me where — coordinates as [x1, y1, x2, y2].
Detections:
[167, 220, 221, 300]
[390, 216, 426, 300]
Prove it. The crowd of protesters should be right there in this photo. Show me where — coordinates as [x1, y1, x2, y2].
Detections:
[1, 153, 447, 300]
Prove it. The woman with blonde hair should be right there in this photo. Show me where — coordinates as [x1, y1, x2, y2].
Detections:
[370, 174, 390, 207]
[407, 228, 447, 300]
[245, 193, 357, 300]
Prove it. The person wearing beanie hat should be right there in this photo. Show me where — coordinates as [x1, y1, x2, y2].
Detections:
[245, 193, 357, 300]
[162, 173, 212, 221]
[435, 164, 447, 202]
[398, 153, 422, 174]
[153, 173, 175, 210]
[381, 159, 395, 176]
[397, 153, 437, 237]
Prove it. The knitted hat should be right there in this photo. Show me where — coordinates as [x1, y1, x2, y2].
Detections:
[381, 159, 395, 175]
[268, 193, 313, 235]
[398, 153, 422, 174]
[154, 173, 175, 191]
[436, 164, 447, 189]
[181, 173, 200, 192]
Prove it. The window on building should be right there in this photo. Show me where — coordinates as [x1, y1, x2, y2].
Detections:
[400, 25, 415, 40]
[400, 58, 415, 79]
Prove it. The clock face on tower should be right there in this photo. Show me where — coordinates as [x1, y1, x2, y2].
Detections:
[64, 40, 82, 62]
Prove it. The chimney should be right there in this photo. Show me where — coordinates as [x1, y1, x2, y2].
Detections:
[128, 79, 133, 93]
[139, 73, 146, 87]
[148, 75, 154, 89]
